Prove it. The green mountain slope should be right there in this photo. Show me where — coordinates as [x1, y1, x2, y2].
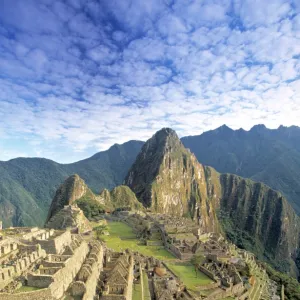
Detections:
[1, 124, 300, 228]
[182, 125, 300, 214]
[0, 140, 143, 227]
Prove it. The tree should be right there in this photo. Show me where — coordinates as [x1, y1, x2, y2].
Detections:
[190, 254, 205, 278]
[93, 224, 108, 240]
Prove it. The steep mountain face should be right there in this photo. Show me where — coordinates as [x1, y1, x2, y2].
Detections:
[182, 125, 300, 214]
[99, 185, 144, 211]
[219, 174, 300, 276]
[45, 174, 95, 224]
[0, 140, 143, 227]
[125, 128, 300, 276]
[125, 128, 221, 232]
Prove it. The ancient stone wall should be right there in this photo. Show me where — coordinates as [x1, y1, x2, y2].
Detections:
[199, 266, 217, 281]
[0, 242, 18, 256]
[37, 230, 72, 254]
[0, 246, 46, 289]
[28, 239, 89, 299]
[81, 242, 104, 300]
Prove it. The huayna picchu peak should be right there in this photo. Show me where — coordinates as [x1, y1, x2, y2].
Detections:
[125, 127, 221, 233]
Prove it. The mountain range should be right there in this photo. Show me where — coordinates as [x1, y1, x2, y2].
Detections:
[44, 128, 300, 278]
[1, 124, 300, 228]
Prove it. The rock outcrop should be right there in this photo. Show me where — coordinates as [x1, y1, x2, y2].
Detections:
[125, 127, 300, 276]
[45, 205, 92, 233]
[45, 174, 96, 224]
[125, 128, 221, 232]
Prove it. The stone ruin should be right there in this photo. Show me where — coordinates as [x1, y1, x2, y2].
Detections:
[45, 205, 92, 233]
[99, 252, 134, 300]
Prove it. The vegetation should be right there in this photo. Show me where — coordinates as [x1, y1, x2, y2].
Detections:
[15, 286, 41, 293]
[264, 263, 300, 300]
[76, 196, 106, 221]
[0, 141, 143, 227]
[190, 254, 205, 277]
[100, 185, 144, 211]
[142, 271, 151, 300]
[132, 282, 142, 300]
[166, 262, 213, 291]
[93, 224, 108, 240]
[182, 124, 300, 214]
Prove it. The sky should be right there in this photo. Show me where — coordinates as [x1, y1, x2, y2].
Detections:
[0, 0, 299, 163]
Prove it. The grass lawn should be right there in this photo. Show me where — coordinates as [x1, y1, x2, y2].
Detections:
[103, 221, 174, 261]
[143, 271, 151, 300]
[166, 262, 213, 291]
[132, 283, 142, 300]
[15, 286, 41, 293]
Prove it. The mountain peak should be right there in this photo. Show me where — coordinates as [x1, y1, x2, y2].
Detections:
[45, 174, 92, 224]
[154, 127, 178, 137]
[250, 124, 267, 131]
[125, 128, 220, 232]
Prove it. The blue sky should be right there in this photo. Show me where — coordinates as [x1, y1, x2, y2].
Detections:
[0, 0, 299, 163]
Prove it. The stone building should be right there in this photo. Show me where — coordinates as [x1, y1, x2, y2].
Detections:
[100, 252, 134, 300]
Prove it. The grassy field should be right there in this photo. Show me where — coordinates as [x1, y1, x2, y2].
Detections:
[102, 221, 174, 261]
[143, 271, 151, 300]
[15, 286, 41, 293]
[167, 262, 213, 291]
[132, 282, 142, 300]
[101, 221, 214, 293]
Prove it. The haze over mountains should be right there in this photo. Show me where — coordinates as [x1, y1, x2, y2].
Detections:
[1, 124, 300, 229]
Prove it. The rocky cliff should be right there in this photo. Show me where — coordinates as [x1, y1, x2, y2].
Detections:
[125, 128, 300, 276]
[125, 128, 221, 232]
[219, 174, 300, 276]
[45, 174, 96, 224]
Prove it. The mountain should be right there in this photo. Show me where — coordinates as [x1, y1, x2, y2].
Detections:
[0, 140, 143, 227]
[99, 185, 144, 211]
[125, 128, 220, 232]
[46, 174, 144, 225]
[1, 124, 300, 228]
[125, 128, 300, 276]
[45, 174, 96, 224]
[181, 125, 300, 214]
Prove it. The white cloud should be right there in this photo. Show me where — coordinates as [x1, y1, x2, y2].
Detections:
[0, 0, 299, 162]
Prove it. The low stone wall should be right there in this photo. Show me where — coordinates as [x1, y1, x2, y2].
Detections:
[199, 266, 217, 281]
[167, 243, 182, 259]
[196, 281, 220, 291]
[0, 288, 53, 300]
[206, 282, 245, 300]
[146, 240, 163, 246]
